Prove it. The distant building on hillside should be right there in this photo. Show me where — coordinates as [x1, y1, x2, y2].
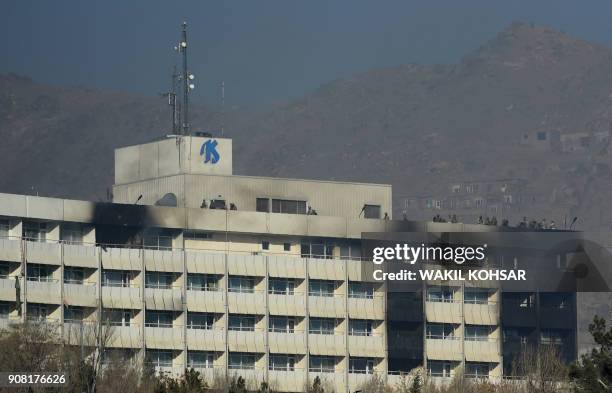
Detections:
[402, 178, 527, 223]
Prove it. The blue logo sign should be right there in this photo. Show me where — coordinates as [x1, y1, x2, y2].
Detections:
[200, 139, 220, 164]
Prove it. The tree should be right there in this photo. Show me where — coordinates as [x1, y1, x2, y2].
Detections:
[570, 315, 612, 393]
[310, 376, 324, 393]
[409, 370, 422, 393]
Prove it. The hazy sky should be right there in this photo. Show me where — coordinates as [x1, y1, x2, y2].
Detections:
[3, 0, 612, 104]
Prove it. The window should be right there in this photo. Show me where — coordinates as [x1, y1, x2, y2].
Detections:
[363, 204, 381, 219]
[269, 316, 295, 333]
[309, 318, 335, 335]
[64, 267, 84, 284]
[301, 242, 335, 259]
[147, 350, 173, 368]
[269, 354, 295, 371]
[464, 288, 490, 304]
[283, 243, 291, 252]
[426, 323, 456, 339]
[0, 263, 9, 279]
[309, 280, 335, 297]
[228, 353, 256, 370]
[349, 319, 373, 336]
[349, 357, 375, 374]
[348, 282, 374, 299]
[261, 241, 270, 250]
[256, 198, 270, 213]
[427, 286, 455, 302]
[228, 276, 255, 293]
[187, 313, 215, 330]
[540, 329, 565, 345]
[503, 328, 530, 344]
[184, 231, 212, 241]
[209, 199, 227, 210]
[145, 311, 173, 328]
[540, 293, 570, 309]
[518, 294, 535, 308]
[61, 223, 84, 244]
[26, 264, 54, 282]
[103, 309, 133, 327]
[0, 302, 9, 319]
[187, 274, 218, 291]
[466, 362, 490, 378]
[143, 229, 173, 250]
[427, 361, 452, 378]
[188, 351, 214, 369]
[268, 278, 295, 295]
[23, 222, 47, 242]
[228, 314, 256, 331]
[271, 199, 307, 215]
[465, 325, 492, 341]
[64, 306, 84, 323]
[0, 220, 9, 238]
[27, 303, 49, 322]
[102, 270, 132, 287]
[537, 131, 547, 141]
[309, 356, 335, 373]
[145, 272, 175, 289]
[102, 349, 134, 365]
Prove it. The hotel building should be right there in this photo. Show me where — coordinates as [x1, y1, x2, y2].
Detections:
[0, 135, 577, 391]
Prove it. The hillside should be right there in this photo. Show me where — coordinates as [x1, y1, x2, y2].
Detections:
[0, 21, 611, 352]
[2, 23, 612, 229]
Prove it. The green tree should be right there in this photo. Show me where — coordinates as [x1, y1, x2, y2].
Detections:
[570, 315, 612, 393]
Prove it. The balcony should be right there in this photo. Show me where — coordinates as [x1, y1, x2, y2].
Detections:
[348, 334, 385, 357]
[0, 238, 22, 262]
[144, 287, 183, 311]
[349, 373, 379, 392]
[308, 372, 345, 393]
[228, 292, 266, 314]
[63, 243, 98, 268]
[268, 294, 306, 316]
[269, 369, 308, 392]
[144, 325, 184, 349]
[106, 325, 142, 348]
[308, 258, 345, 281]
[227, 330, 266, 353]
[26, 279, 60, 304]
[144, 249, 183, 273]
[186, 290, 224, 313]
[464, 302, 499, 325]
[64, 282, 97, 307]
[425, 338, 462, 361]
[63, 322, 100, 346]
[26, 241, 61, 265]
[101, 286, 141, 309]
[465, 339, 501, 363]
[348, 297, 384, 320]
[227, 253, 266, 277]
[267, 255, 306, 278]
[268, 331, 307, 354]
[425, 301, 462, 324]
[308, 334, 346, 356]
[101, 247, 142, 270]
[0, 278, 16, 302]
[185, 250, 225, 275]
[227, 369, 265, 389]
[186, 328, 225, 351]
[308, 295, 344, 318]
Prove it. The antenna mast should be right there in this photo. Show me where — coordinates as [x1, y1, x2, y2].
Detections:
[168, 65, 179, 134]
[178, 21, 194, 135]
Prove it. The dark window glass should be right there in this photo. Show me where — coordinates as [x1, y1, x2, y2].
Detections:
[256, 198, 270, 213]
[363, 205, 381, 219]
